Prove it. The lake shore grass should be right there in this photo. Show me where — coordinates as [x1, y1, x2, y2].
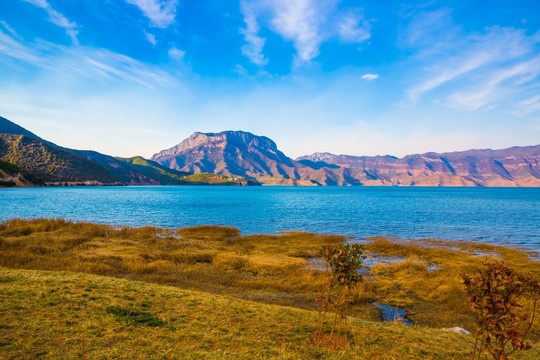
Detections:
[2, 266, 539, 360]
[0, 218, 539, 358]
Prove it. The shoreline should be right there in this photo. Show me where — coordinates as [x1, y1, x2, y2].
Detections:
[0, 210, 538, 254]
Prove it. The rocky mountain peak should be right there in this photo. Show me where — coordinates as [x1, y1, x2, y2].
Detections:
[150, 130, 296, 181]
[151, 130, 277, 160]
[296, 152, 338, 163]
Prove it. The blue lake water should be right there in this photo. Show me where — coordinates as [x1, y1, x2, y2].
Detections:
[1, 186, 539, 251]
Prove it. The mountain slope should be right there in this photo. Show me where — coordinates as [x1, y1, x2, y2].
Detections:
[152, 130, 540, 186]
[71, 150, 192, 185]
[297, 146, 540, 186]
[152, 131, 310, 184]
[0, 133, 119, 184]
[0, 159, 44, 187]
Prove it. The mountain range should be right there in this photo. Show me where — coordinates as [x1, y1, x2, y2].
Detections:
[1, 116, 539, 187]
[0, 117, 257, 187]
[151, 130, 540, 187]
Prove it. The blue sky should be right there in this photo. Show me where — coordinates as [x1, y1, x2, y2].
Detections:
[0, 0, 539, 158]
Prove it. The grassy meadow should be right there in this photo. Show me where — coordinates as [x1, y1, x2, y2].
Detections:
[0, 218, 539, 359]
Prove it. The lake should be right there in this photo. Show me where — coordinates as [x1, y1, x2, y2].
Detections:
[1, 186, 539, 251]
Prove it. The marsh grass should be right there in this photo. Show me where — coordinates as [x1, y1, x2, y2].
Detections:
[0, 218, 538, 342]
[0, 219, 342, 309]
[362, 237, 540, 340]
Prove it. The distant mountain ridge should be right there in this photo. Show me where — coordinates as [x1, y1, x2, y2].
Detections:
[296, 146, 540, 186]
[152, 130, 540, 187]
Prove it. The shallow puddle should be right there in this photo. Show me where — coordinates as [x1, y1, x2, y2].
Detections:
[372, 302, 412, 325]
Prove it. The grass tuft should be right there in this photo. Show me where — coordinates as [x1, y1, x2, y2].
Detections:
[105, 305, 166, 327]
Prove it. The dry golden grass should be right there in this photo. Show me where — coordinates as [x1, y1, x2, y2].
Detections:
[361, 236, 540, 339]
[0, 219, 343, 310]
[0, 218, 539, 343]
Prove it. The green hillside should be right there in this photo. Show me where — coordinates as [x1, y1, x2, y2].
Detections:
[0, 159, 18, 187]
[0, 159, 44, 187]
[112, 155, 191, 184]
[119, 156, 191, 182]
[69, 150, 188, 185]
[0, 159, 18, 174]
[181, 172, 261, 185]
[0, 134, 118, 184]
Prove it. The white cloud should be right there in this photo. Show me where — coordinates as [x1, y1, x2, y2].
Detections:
[0, 21, 19, 38]
[361, 73, 378, 81]
[168, 47, 185, 61]
[239, 0, 371, 66]
[447, 55, 540, 111]
[337, 13, 371, 43]
[0, 29, 43, 65]
[239, 1, 268, 66]
[269, 0, 323, 64]
[402, 8, 455, 49]
[408, 51, 499, 103]
[512, 94, 540, 117]
[22, 0, 78, 43]
[125, 0, 179, 28]
[144, 31, 157, 45]
[233, 64, 248, 76]
[0, 28, 175, 88]
[404, 20, 540, 111]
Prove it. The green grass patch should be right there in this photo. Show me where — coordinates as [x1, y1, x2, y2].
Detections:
[105, 305, 166, 327]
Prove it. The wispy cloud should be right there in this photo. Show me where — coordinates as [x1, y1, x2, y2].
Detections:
[402, 9, 540, 114]
[361, 73, 378, 81]
[0, 28, 175, 88]
[447, 55, 540, 111]
[144, 31, 157, 45]
[511, 93, 540, 117]
[337, 12, 371, 43]
[168, 47, 185, 62]
[233, 64, 248, 76]
[401, 8, 456, 50]
[22, 0, 79, 43]
[408, 27, 536, 101]
[0, 21, 19, 38]
[239, 0, 371, 67]
[0, 29, 43, 65]
[125, 0, 179, 28]
[239, 1, 268, 66]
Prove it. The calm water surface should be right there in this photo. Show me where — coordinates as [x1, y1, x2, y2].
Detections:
[1, 186, 539, 250]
